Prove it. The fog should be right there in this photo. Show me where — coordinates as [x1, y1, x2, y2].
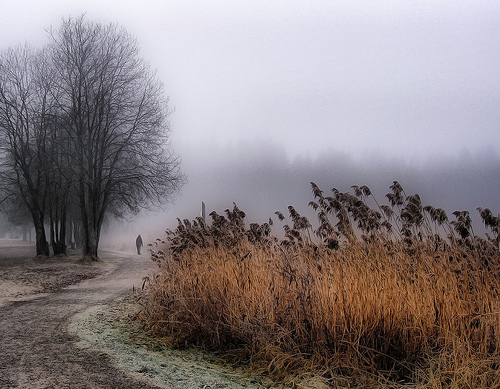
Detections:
[112, 141, 500, 247]
[2, 2, 499, 163]
[1, 1, 499, 248]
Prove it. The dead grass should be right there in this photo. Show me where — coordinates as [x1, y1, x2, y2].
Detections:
[139, 182, 500, 388]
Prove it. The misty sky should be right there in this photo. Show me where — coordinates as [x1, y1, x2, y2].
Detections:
[1, 1, 499, 241]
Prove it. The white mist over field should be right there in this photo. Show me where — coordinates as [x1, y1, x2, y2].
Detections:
[114, 141, 500, 248]
[1, 1, 499, 249]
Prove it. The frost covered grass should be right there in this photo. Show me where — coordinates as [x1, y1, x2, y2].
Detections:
[140, 182, 500, 388]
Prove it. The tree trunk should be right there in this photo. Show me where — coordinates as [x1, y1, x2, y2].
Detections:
[32, 211, 50, 256]
[68, 219, 75, 249]
[50, 221, 67, 255]
[82, 218, 100, 259]
[50, 204, 67, 256]
[80, 195, 101, 259]
[73, 219, 83, 249]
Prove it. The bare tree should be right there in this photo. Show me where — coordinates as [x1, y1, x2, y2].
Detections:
[0, 45, 54, 256]
[0, 17, 183, 259]
[50, 16, 183, 258]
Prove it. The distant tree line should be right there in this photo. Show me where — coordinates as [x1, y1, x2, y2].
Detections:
[0, 16, 184, 258]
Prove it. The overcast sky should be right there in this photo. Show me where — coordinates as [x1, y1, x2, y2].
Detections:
[1, 1, 499, 241]
[2, 0, 499, 161]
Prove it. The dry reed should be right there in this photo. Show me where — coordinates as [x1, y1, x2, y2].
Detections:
[140, 182, 500, 388]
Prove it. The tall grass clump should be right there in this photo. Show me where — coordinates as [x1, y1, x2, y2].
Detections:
[140, 182, 500, 388]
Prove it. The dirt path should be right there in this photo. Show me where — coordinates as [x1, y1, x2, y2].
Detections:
[0, 249, 161, 388]
[0, 245, 269, 389]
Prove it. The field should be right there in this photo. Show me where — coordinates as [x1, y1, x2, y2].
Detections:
[0, 240, 104, 307]
[140, 182, 500, 388]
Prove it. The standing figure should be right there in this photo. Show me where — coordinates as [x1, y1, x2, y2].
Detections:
[136, 234, 143, 255]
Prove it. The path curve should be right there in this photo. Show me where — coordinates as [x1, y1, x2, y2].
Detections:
[0, 251, 161, 389]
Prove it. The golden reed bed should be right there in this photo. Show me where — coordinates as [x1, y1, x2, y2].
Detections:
[140, 182, 500, 388]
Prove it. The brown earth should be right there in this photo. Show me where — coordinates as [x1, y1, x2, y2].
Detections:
[0, 240, 268, 389]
